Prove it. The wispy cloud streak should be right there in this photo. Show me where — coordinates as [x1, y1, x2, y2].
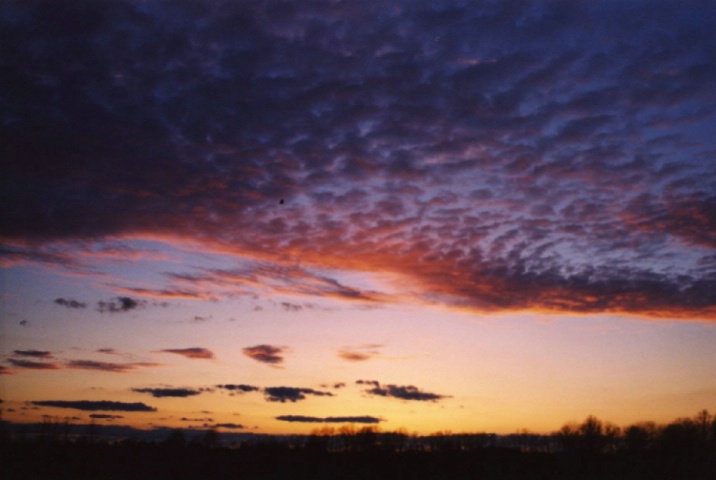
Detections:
[32, 400, 156, 412]
[160, 348, 214, 360]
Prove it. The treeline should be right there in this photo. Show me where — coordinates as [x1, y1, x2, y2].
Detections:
[2, 410, 715, 479]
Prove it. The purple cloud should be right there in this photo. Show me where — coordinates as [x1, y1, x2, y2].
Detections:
[243, 345, 285, 365]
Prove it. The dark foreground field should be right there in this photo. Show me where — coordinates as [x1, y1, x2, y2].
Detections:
[3, 436, 715, 480]
[3, 410, 715, 480]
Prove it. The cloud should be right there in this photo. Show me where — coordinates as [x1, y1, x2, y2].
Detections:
[0, 366, 14, 375]
[132, 387, 202, 398]
[214, 423, 244, 429]
[356, 380, 381, 387]
[280, 302, 303, 312]
[7, 358, 60, 370]
[216, 384, 260, 393]
[242, 345, 285, 365]
[89, 414, 123, 420]
[160, 348, 214, 360]
[276, 415, 382, 424]
[97, 296, 145, 313]
[32, 400, 156, 412]
[359, 381, 447, 402]
[180, 417, 213, 422]
[65, 360, 158, 373]
[54, 298, 86, 309]
[263, 387, 333, 403]
[338, 344, 382, 362]
[12, 350, 53, 358]
[96, 348, 117, 354]
[2, 0, 715, 320]
[116, 286, 216, 301]
[338, 351, 372, 362]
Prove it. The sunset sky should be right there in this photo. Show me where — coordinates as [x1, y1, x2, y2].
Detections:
[1, 0, 715, 437]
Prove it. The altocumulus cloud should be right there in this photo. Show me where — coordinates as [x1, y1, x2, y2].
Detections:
[32, 400, 156, 412]
[1, 0, 715, 319]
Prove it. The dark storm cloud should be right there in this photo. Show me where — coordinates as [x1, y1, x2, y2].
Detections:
[32, 400, 156, 412]
[54, 298, 86, 309]
[359, 381, 447, 402]
[263, 386, 333, 403]
[7, 358, 60, 370]
[276, 415, 382, 424]
[242, 345, 285, 365]
[97, 296, 144, 313]
[132, 387, 201, 398]
[2, 0, 715, 319]
[160, 348, 214, 359]
[12, 350, 53, 358]
[216, 384, 260, 393]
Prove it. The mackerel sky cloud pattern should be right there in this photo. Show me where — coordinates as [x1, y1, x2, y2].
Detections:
[1, 0, 715, 319]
